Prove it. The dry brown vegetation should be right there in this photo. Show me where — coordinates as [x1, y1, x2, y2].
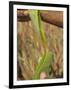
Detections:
[17, 10, 63, 80]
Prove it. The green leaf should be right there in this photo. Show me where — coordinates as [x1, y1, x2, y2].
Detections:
[32, 52, 54, 79]
[28, 10, 54, 80]
[28, 10, 47, 52]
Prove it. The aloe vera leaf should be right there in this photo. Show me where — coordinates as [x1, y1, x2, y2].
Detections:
[28, 10, 47, 53]
[28, 10, 40, 36]
[28, 10, 54, 79]
[32, 52, 54, 79]
[38, 11, 47, 52]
